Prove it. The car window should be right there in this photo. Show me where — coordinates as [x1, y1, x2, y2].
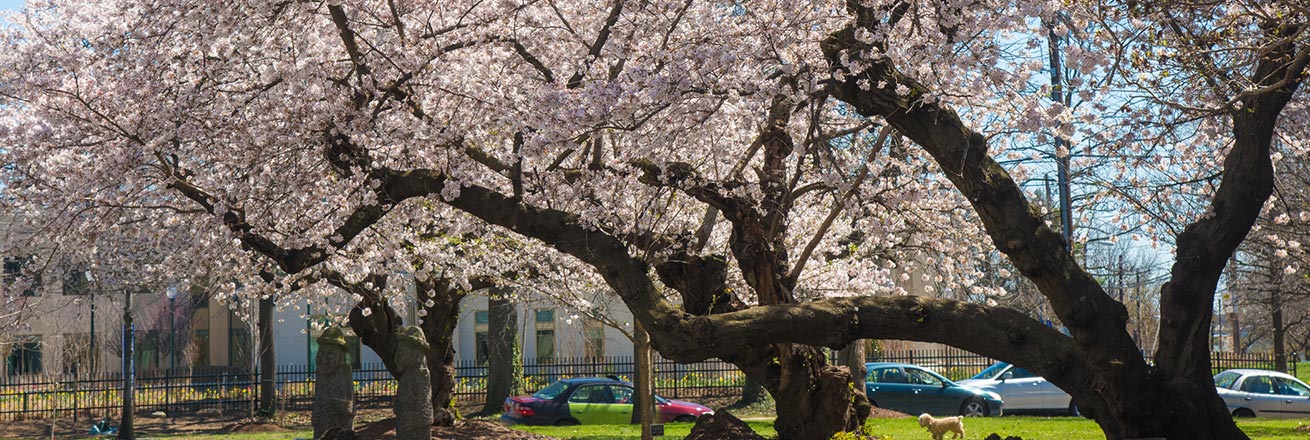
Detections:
[1010, 367, 1037, 379]
[870, 367, 906, 384]
[906, 368, 945, 386]
[533, 381, 570, 400]
[1278, 378, 1310, 397]
[569, 385, 615, 403]
[972, 363, 1010, 380]
[1240, 375, 1277, 394]
[612, 385, 635, 404]
[1213, 371, 1241, 390]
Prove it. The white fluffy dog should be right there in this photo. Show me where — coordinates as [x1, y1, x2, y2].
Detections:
[918, 413, 965, 440]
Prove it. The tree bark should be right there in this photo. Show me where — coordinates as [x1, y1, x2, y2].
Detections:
[417, 277, 467, 426]
[332, 273, 467, 426]
[258, 296, 276, 417]
[837, 342, 867, 401]
[632, 320, 655, 438]
[482, 292, 522, 415]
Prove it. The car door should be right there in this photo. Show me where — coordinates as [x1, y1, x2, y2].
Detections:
[1012, 366, 1066, 410]
[991, 366, 1043, 410]
[904, 367, 954, 415]
[1236, 374, 1284, 417]
[867, 367, 916, 413]
[607, 385, 637, 424]
[567, 384, 616, 424]
[1275, 378, 1310, 418]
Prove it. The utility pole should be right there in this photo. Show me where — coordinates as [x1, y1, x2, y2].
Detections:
[118, 290, 135, 440]
[1134, 271, 1142, 348]
[1047, 20, 1075, 250]
[1116, 255, 1125, 302]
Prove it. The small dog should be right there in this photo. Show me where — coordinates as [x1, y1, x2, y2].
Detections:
[918, 413, 965, 440]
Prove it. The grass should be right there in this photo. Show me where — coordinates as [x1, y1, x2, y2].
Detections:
[512, 416, 1310, 440]
[20, 416, 1303, 439]
[514, 420, 776, 439]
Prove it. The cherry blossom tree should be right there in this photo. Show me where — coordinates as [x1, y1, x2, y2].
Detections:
[3, 0, 1306, 439]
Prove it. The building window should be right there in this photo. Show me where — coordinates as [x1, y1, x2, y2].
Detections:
[193, 329, 210, 367]
[474, 309, 489, 365]
[584, 319, 605, 360]
[61, 333, 93, 375]
[5, 336, 42, 376]
[135, 330, 162, 371]
[535, 309, 555, 362]
[62, 268, 90, 295]
[229, 327, 252, 368]
[4, 256, 39, 296]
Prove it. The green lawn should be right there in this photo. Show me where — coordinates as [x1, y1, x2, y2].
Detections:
[512, 417, 1310, 440]
[30, 416, 1304, 439]
[515, 420, 776, 439]
[1294, 361, 1310, 384]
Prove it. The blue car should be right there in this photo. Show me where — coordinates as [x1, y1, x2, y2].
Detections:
[865, 362, 1003, 417]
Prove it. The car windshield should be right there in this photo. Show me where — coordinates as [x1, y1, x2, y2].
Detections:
[1213, 371, 1241, 390]
[532, 381, 570, 400]
[972, 363, 1010, 380]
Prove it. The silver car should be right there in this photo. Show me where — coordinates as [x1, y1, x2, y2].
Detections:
[957, 362, 1076, 415]
[1214, 369, 1310, 418]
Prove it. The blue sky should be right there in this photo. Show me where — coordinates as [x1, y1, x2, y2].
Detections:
[0, 0, 21, 10]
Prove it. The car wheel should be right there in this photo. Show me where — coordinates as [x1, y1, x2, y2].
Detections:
[960, 398, 988, 417]
[674, 415, 697, 423]
[554, 418, 581, 426]
[1232, 408, 1255, 418]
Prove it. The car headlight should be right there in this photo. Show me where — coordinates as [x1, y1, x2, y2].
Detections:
[984, 391, 1002, 401]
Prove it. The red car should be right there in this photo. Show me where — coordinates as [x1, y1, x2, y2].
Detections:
[501, 377, 715, 425]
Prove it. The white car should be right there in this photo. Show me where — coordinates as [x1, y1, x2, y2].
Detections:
[1214, 369, 1310, 418]
[956, 362, 1076, 415]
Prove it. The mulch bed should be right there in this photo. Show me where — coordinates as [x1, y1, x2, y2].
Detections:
[353, 418, 559, 440]
[868, 406, 913, 418]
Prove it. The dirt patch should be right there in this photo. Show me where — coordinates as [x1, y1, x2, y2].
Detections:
[686, 411, 766, 440]
[217, 420, 289, 434]
[868, 406, 912, 418]
[1296, 424, 1310, 433]
[352, 418, 558, 440]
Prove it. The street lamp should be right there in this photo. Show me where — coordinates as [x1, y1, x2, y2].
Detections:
[165, 286, 177, 372]
[165, 285, 177, 418]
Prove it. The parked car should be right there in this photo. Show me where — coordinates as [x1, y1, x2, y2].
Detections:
[957, 362, 1077, 415]
[864, 362, 1003, 417]
[1214, 369, 1310, 418]
[500, 377, 714, 425]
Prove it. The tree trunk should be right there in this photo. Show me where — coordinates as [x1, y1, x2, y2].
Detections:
[632, 321, 654, 438]
[837, 341, 867, 401]
[258, 296, 276, 417]
[417, 278, 465, 426]
[736, 377, 767, 407]
[768, 345, 869, 440]
[1273, 290, 1287, 373]
[339, 273, 466, 427]
[482, 293, 522, 414]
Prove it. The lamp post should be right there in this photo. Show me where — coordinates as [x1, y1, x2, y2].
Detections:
[86, 270, 96, 375]
[119, 290, 135, 440]
[166, 286, 177, 372]
[165, 286, 177, 417]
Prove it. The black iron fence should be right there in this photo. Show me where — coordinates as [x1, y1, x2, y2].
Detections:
[0, 349, 1290, 420]
[0, 355, 745, 420]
